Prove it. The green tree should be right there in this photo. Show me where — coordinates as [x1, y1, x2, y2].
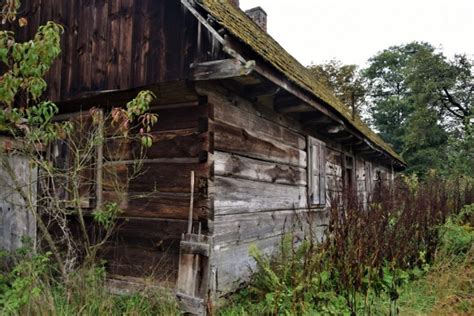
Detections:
[363, 42, 452, 176]
[308, 59, 366, 117]
[405, 51, 473, 176]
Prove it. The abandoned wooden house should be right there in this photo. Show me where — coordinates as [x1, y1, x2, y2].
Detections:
[1, 0, 406, 313]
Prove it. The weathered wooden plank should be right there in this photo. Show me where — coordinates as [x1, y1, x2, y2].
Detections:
[103, 162, 211, 193]
[16, 0, 202, 101]
[150, 103, 208, 132]
[0, 144, 37, 251]
[191, 59, 255, 81]
[97, 217, 196, 257]
[208, 86, 306, 150]
[214, 176, 307, 215]
[131, 0, 149, 86]
[211, 235, 280, 296]
[57, 81, 200, 113]
[275, 103, 313, 113]
[118, 0, 134, 89]
[213, 121, 306, 168]
[102, 191, 210, 220]
[214, 151, 306, 186]
[104, 129, 209, 161]
[196, 83, 305, 134]
[100, 244, 179, 282]
[91, 0, 109, 90]
[212, 209, 328, 246]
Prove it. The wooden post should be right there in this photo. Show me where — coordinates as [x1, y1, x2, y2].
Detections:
[187, 170, 195, 234]
[176, 171, 210, 315]
[95, 109, 104, 210]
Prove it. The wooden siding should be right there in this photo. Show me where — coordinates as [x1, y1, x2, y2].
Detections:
[14, 0, 219, 101]
[200, 82, 394, 296]
[198, 83, 328, 296]
[0, 139, 37, 252]
[48, 83, 213, 284]
[100, 88, 212, 282]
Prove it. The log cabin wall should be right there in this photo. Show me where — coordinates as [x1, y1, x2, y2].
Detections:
[99, 82, 212, 284]
[48, 82, 213, 285]
[197, 82, 394, 296]
[8, 0, 398, 298]
[198, 82, 323, 296]
[14, 0, 222, 101]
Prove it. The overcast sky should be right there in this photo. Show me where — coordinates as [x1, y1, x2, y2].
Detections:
[240, 0, 474, 67]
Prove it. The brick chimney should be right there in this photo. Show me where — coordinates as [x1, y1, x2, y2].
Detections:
[229, 0, 240, 7]
[245, 7, 267, 32]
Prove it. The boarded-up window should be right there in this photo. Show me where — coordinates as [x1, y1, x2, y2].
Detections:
[307, 136, 326, 206]
[364, 161, 373, 194]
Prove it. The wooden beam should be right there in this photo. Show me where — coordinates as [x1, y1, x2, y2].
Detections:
[365, 152, 384, 158]
[275, 103, 312, 113]
[190, 58, 255, 81]
[326, 125, 345, 134]
[350, 140, 364, 146]
[274, 94, 314, 113]
[302, 115, 332, 126]
[246, 82, 281, 98]
[334, 135, 354, 142]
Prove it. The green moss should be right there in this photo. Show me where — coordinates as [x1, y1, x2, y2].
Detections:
[200, 0, 404, 164]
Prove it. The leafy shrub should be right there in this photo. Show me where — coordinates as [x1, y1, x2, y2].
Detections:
[0, 246, 179, 315]
[437, 204, 474, 260]
[220, 177, 474, 315]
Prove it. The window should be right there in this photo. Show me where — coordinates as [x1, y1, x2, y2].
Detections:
[307, 136, 326, 206]
[343, 154, 355, 192]
[364, 161, 373, 194]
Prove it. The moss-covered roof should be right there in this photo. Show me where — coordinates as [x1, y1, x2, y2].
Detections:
[199, 0, 405, 165]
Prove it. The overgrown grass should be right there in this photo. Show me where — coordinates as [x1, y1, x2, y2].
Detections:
[389, 204, 474, 315]
[219, 178, 474, 315]
[0, 248, 180, 315]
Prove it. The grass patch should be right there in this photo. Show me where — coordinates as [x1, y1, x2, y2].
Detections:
[0, 251, 180, 316]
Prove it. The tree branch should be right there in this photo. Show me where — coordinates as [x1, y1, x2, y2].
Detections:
[442, 87, 470, 117]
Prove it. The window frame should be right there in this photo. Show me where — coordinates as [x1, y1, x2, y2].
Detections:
[307, 136, 327, 207]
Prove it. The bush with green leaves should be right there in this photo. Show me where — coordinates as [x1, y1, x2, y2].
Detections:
[220, 177, 473, 315]
[0, 245, 180, 315]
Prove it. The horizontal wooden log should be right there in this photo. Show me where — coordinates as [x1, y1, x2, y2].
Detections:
[103, 191, 210, 220]
[57, 81, 199, 112]
[212, 209, 328, 246]
[100, 245, 179, 282]
[213, 121, 306, 168]
[197, 83, 305, 135]
[211, 225, 327, 297]
[150, 104, 209, 132]
[211, 235, 281, 296]
[103, 162, 211, 193]
[104, 129, 209, 161]
[245, 82, 281, 98]
[107, 218, 195, 252]
[215, 151, 306, 186]
[213, 100, 305, 150]
[275, 102, 313, 113]
[214, 176, 307, 215]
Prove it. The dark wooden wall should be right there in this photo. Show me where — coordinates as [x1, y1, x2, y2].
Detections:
[15, 0, 218, 102]
[53, 82, 212, 283]
[99, 82, 212, 282]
